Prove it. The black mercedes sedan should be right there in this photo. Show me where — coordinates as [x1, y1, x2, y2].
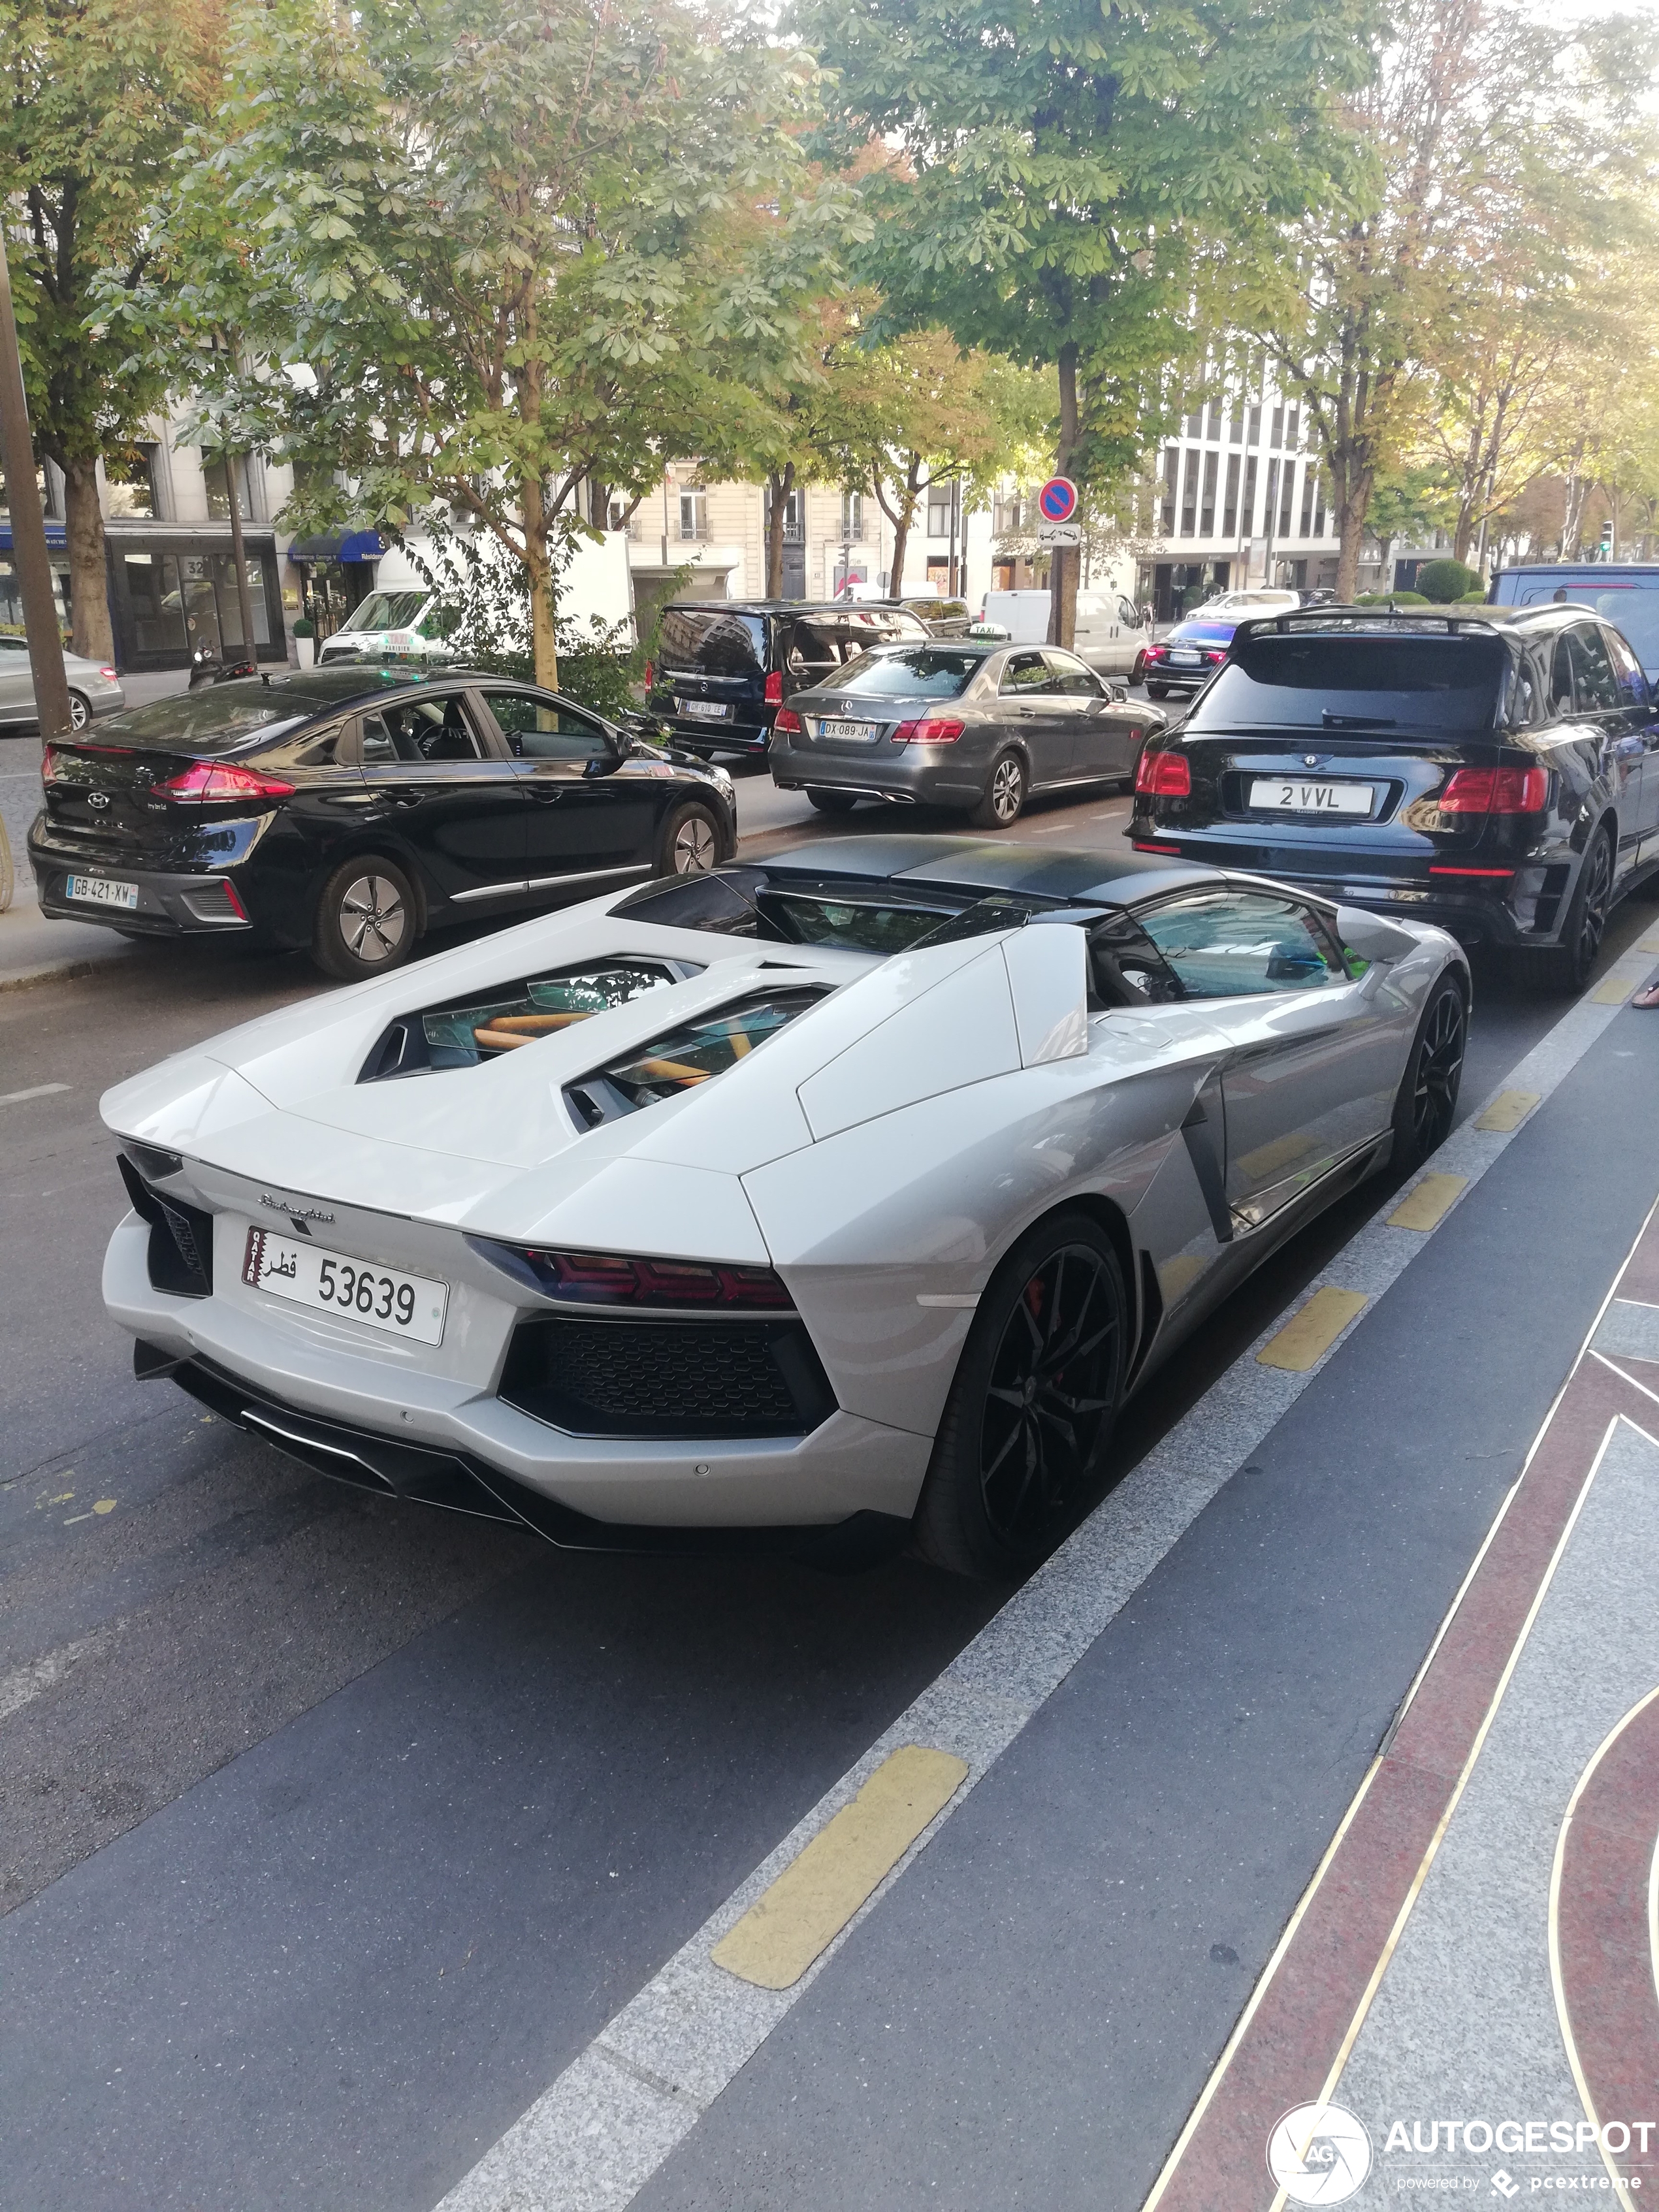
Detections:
[768, 640, 1161, 827]
[1129, 605, 1659, 989]
[28, 666, 737, 978]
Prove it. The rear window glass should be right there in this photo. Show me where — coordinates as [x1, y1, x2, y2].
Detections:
[360, 961, 681, 1078]
[1190, 633, 1506, 732]
[657, 609, 766, 673]
[82, 690, 308, 754]
[564, 991, 827, 1127]
[1517, 585, 1659, 670]
[835, 648, 981, 699]
[1170, 622, 1236, 644]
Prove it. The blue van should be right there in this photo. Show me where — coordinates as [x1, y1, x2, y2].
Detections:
[1489, 564, 1659, 685]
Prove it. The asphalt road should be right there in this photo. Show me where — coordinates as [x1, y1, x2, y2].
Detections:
[2, 750, 1655, 2211]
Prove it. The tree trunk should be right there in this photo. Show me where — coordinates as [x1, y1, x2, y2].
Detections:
[523, 472, 559, 690]
[1050, 344, 1081, 649]
[888, 455, 922, 598]
[223, 455, 257, 667]
[61, 458, 114, 664]
[765, 465, 794, 598]
[1332, 460, 1372, 604]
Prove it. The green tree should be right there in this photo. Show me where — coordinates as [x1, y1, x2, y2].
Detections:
[793, 0, 1376, 643]
[0, 0, 219, 658]
[120, 0, 857, 686]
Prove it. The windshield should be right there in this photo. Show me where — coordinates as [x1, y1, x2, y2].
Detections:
[833, 648, 982, 699]
[342, 591, 428, 632]
[658, 609, 766, 673]
[1190, 633, 1507, 733]
[1516, 585, 1659, 671]
[77, 690, 308, 754]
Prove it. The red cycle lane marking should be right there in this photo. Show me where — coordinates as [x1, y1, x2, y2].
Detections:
[1551, 1688, 1659, 2205]
[1144, 1202, 1659, 2212]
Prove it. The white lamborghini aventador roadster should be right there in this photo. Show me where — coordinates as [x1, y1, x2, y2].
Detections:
[101, 837, 1468, 1577]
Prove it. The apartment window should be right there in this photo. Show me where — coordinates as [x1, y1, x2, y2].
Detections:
[1160, 450, 1179, 536]
[1299, 466, 1317, 538]
[765, 487, 803, 542]
[1314, 479, 1329, 537]
[1204, 402, 1223, 440]
[1286, 406, 1301, 449]
[1229, 407, 1244, 445]
[1185, 406, 1203, 438]
[105, 443, 159, 520]
[927, 486, 952, 538]
[1248, 404, 1262, 447]
[1278, 462, 1297, 537]
[1269, 406, 1284, 451]
[1242, 456, 1259, 537]
[1223, 453, 1241, 537]
[204, 454, 251, 520]
[1262, 460, 1280, 538]
[994, 489, 1023, 537]
[1199, 451, 1219, 536]
[841, 492, 864, 542]
[1180, 448, 1200, 537]
[607, 495, 642, 539]
[678, 490, 708, 541]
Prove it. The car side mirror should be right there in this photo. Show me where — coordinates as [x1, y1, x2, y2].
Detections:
[1109, 681, 1129, 702]
[1334, 906, 1419, 965]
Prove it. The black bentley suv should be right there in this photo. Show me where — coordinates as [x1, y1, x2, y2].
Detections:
[1129, 605, 1659, 989]
[28, 666, 737, 978]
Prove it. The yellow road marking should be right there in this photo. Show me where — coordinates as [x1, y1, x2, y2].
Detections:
[1591, 970, 1646, 1006]
[1637, 931, 1659, 954]
[93, 1499, 116, 1515]
[711, 1746, 969, 1990]
[1257, 1287, 1368, 1372]
[1387, 1174, 1468, 1232]
[1475, 1089, 1540, 1132]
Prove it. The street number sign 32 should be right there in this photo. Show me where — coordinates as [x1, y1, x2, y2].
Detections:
[1038, 477, 1078, 524]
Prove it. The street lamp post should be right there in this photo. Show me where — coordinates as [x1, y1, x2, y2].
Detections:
[0, 228, 73, 747]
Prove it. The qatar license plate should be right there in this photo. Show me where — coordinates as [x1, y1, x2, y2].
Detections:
[677, 699, 730, 720]
[818, 718, 878, 742]
[1249, 778, 1374, 816]
[241, 1225, 447, 1345]
[66, 874, 138, 910]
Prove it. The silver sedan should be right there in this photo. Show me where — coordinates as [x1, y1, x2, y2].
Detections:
[0, 633, 125, 729]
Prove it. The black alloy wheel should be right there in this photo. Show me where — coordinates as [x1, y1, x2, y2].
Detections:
[655, 799, 724, 877]
[314, 855, 417, 980]
[1551, 828, 1614, 993]
[914, 1211, 1127, 1579]
[970, 748, 1027, 831]
[807, 788, 858, 815]
[1390, 974, 1467, 1173]
[68, 690, 91, 731]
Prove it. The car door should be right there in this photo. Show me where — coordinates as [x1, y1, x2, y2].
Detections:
[355, 690, 528, 907]
[1601, 623, 1659, 851]
[0, 635, 35, 724]
[1565, 623, 1645, 877]
[1133, 886, 1406, 1232]
[997, 650, 1072, 782]
[1046, 650, 1140, 779]
[474, 686, 657, 890]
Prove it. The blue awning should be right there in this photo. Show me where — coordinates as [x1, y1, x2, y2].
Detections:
[285, 530, 385, 564]
[0, 522, 69, 554]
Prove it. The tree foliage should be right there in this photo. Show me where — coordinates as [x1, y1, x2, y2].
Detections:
[117, 0, 862, 684]
[0, 0, 219, 657]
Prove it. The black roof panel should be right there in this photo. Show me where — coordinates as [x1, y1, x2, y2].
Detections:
[759, 837, 1220, 905]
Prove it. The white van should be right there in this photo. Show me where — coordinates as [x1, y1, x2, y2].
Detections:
[317, 588, 451, 665]
[980, 588, 1150, 671]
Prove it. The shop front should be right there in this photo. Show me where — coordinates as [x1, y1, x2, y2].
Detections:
[106, 528, 287, 672]
[285, 530, 387, 644]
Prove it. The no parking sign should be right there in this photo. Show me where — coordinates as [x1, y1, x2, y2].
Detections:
[1037, 476, 1080, 545]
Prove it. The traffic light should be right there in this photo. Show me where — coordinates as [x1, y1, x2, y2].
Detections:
[1599, 521, 1614, 556]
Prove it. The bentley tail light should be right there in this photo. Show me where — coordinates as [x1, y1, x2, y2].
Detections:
[764, 671, 784, 705]
[773, 707, 803, 735]
[474, 1240, 796, 1311]
[1437, 766, 1548, 814]
[1135, 749, 1191, 796]
[893, 717, 965, 744]
[154, 761, 297, 803]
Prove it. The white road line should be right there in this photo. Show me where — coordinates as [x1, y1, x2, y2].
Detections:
[436, 957, 1659, 2212]
[0, 1623, 118, 1724]
[0, 1082, 71, 1106]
